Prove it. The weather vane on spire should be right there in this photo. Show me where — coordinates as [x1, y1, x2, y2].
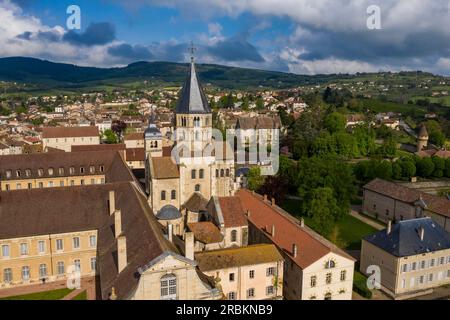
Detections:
[188, 41, 197, 63]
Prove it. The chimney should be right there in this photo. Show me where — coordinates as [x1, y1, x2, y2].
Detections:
[300, 218, 305, 228]
[271, 225, 276, 237]
[246, 210, 251, 218]
[292, 244, 298, 258]
[386, 220, 392, 235]
[114, 210, 122, 238]
[264, 194, 268, 202]
[185, 232, 194, 260]
[167, 224, 173, 243]
[109, 190, 115, 215]
[117, 235, 127, 273]
[419, 227, 425, 241]
[271, 198, 275, 206]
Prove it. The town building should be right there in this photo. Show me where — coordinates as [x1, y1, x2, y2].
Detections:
[363, 179, 450, 232]
[42, 126, 100, 152]
[360, 217, 450, 299]
[236, 189, 355, 300]
[195, 244, 284, 300]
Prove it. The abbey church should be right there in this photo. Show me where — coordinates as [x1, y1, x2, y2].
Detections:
[145, 56, 235, 234]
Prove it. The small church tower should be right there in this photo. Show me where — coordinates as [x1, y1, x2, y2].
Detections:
[417, 124, 429, 152]
[144, 113, 162, 158]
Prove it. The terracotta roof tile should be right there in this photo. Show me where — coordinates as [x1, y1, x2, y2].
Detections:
[187, 222, 223, 244]
[150, 157, 179, 179]
[218, 196, 248, 228]
[42, 126, 99, 139]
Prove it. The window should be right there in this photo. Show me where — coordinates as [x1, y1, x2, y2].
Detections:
[16, 183, 22, 190]
[39, 264, 47, 279]
[326, 273, 332, 284]
[249, 270, 255, 279]
[16, 170, 21, 177]
[439, 257, 445, 265]
[401, 279, 406, 288]
[430, 259, 435, 267]
[266, 286, 274, 295]
[226, 169, 230, 177]
[247, 288, 255, 298]
[25, 169, 31, 177]
[38, 168, 44, 177]
[326, 260, 336, 269]
[74, 259, 81, 272]
[220, 169, 224, 177]
[58, 167, 64, 175]
[57, 262, 65, 275]
[20, 243, 28, 255]
[195, 184, 200, 192]
[80, 167, 85, 174]
[28, 183, 32, 189]
[90, 257, 97, 271]
[340, 270, 347, 281]
[411, 262, 417, 271]
[419, 275, 424, 284]
[402, 264, 408, 273]
[310, 276, 317, 287]
[267, 267, 275, 276]
[428, 273, 434, 282]
[171, 190, 176, 200]
[228, 292, 236, 300]
[1, 245, 9, 257]
[73, 237, 80, 249]
[22, 266, 30, 280]
[161, 191, 166, 201]
[420, 260, 426, 269]
[38, 241, 45, 253]
[48, 168, 54, 176]
[70, 180, 75, 186]
[60, 181, 64, 187]
[324, 292, 332, 300]
[56, 239, 63, 251]
[38, 182, 43, 188]
[231, 230, 237, 242]
[216, 169, 219, 177]
[89, 235, 97, 247]
[69, 167, 75, 175]
[48, 181, 54, 188]
[100, 166, 105, 173]
[90, 166, 95, 174]
[191, 170, 196, 179]
[5, 184, 10, 191]
[160, 274, 177, 300]
[3, 268, 12, 283]
[5, 170, 11, 178]
[80, 179, 85, 185]
[229, 273, 235, 282]
[199, 169, 204, 179]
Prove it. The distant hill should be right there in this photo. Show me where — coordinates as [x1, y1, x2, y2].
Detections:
[0, 57, 350, 91]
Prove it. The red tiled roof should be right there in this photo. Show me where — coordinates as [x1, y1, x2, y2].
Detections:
[236, 189, 354, 269]
[42, 126, 99, 138]
[218, 196, 248, 228]
[124, 132, 144, 141]
[187, 222, 223, 244]
[125, 148, 145, 161]
[364, 178, 450, 218]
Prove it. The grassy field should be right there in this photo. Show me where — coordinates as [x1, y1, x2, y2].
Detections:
[282, 199, 377, 250]
[72, 290, 87, 300]
[411, 96, 450, 106]
[0, 288, 73, 300]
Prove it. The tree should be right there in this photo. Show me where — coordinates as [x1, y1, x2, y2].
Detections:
[258, 175, 288, 204]
[417, 157, 435, 178]
[378, 137, 397, 157]
[400, 159, 417, 179]
[425, 120, 446, 147]
[324, 112, 346, 134]
[112, 120, 127, 138]
[103, 129, 118, 144]
[432, 156, 445, 178]
[247, 167, 265, 191]
[256, 97, 265, 110]
[305, 187, 340, 236]
[445, 159, 450, 178]
[375, 161, 393, 180]
[392, 162, 402, 180]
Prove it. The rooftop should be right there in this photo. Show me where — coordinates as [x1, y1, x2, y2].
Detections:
[42, 126, 99, 139]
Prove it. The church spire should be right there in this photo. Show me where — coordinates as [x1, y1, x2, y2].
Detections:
[175, 42, 211, 114]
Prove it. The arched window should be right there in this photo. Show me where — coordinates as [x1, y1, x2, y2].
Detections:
[216, 169, 219, 177]
[161, 191, 166, 201]
[220, 169, 224, 177]
[160, 274, 177, 300]
[171, 190, 176, 200]
[231, 230, 237, 242]
[226, 169, 230, 177]
[326, 260, 336, 269]
[195, 184, 201, 192]
[324, 292, 332, 300]
[199, 169, 204, 179]
[191, 170, 196, 179]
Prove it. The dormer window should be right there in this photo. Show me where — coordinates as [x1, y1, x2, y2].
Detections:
[5, 170, 12, 179]
[16, 170, 21, 178]
[25, 169, 31, 177]
[80, 167, 85, 174]
[69, 167, 75, 175]
[90, 166, 95, 174]
[58, 167, 64, 175]
[99, 166, 104, 173]
[48, 168, 54, 176]
[38, 169, 44, 177]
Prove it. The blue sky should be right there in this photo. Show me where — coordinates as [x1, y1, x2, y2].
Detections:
[2, 0, 450, 75]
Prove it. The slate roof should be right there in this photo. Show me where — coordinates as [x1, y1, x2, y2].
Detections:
[156, 205, 182, 220]
[363, 217, 450, 257]
[175, 62, 211, 114]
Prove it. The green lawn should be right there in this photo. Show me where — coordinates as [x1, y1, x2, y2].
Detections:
[282, 199, 377, 250]
[0, 288, 74, 300]
[71, 290, 87, 300]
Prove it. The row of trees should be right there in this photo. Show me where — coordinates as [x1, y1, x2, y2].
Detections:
[355, 156, 450, 183]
